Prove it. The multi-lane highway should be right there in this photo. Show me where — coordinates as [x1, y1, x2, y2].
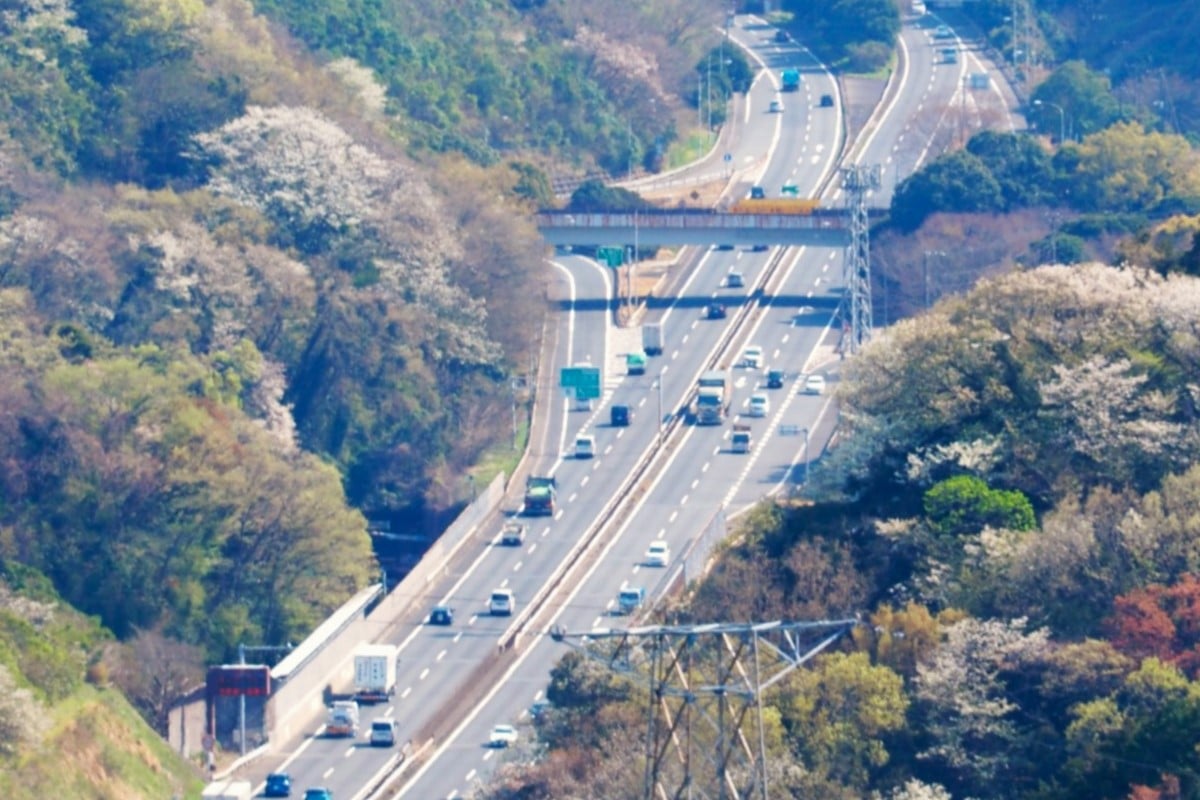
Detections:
[250, 10, 1020, 800]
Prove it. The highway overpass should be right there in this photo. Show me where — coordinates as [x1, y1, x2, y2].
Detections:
[535, 209, 865, 248]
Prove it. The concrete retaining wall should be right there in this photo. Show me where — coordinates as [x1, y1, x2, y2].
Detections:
[264, 473, 506, 746]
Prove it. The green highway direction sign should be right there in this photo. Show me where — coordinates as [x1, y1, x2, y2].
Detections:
[560, 365, 602, 401]
[596, 246, 624, 267]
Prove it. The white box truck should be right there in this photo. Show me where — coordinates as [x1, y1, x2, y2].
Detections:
[353, 644, 398, 704]
[642, 322, 664, 356]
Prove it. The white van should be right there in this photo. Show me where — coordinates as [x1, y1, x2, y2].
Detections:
[369, 719, 397, 747]
[489, 588, 516, 616]
[575, 434, 595, 459]
[748, 393, 769, 417]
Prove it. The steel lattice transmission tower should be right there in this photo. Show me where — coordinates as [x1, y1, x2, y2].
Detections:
[841, 164, 881, 355]
[550, 619, 858, 800]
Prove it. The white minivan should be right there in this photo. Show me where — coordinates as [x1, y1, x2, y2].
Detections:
[490, 588, 516, 616]
[369, 719, 397, 747]
[743, 345, 764, 370]
[748, 393, 769, 417]
[575, 434, 595, 459]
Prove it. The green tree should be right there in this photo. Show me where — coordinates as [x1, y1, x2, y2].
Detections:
[779, 652, 909, 791]
[1060, 659, 1200, 800]
[923, 475, 1036, 537]
[1032, 61, 1122, 143]
[966, 131, 1056, 209]
[890, 150, 1005, 232]
[1059, 121, 1200, 213]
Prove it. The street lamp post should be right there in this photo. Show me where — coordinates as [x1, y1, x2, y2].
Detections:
[1033, 99, 1065, 144]
[801, 427, 810, 485]
[510, 377, 524, 450]
[923, 250, 946, 310]
[654, 369, 665, 442]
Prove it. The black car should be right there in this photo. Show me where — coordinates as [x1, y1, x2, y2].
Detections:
[819, 93, 834, 108]
[611, 404, 631, 426]
[767, 369, 785, 389]
[774, 29, 789, 43]
[705, 303, 727, 320]
[429, 605, 454, 625]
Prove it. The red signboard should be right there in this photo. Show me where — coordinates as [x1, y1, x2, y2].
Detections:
[208, 665, 271, 697]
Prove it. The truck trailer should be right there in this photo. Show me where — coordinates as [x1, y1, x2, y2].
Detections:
[642, 322, 664, 356]
[353, 643, 398, 704]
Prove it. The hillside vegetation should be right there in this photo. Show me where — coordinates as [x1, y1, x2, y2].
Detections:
[0, 566, 201, 799]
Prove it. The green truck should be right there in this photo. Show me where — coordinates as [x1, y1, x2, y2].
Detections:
[523, 476, 557, 516]
[627, 350, 647, 375]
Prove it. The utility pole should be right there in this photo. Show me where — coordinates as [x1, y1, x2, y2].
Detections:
[841, 164, 881, 355]
[551, 619, 858, 799]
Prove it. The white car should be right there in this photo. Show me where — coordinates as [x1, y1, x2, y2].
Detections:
[369, 719, 397, 747]
[743, 345, 764, 370]
[804, 375, 827, 395]
[748, 393, 769, 417]
[489, 588, 516, 616]
[489, 723, 519, 747]
[645, 540, 670, 567]
[769, 99, 784, 113]
[575, 433, 595, 459]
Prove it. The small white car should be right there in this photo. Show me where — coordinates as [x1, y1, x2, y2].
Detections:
[743, 345, 764, 370]
[804, 375, 827, 395]
[769, 99, 784, 113]
[575, 434, 595, 459]
[489, 724, 519, 747]
[727, 270, 745, 288]
[489, 588, 516, 616]
[369, 719, 397, 747]
[645, 540, 670, 567]
[500, 521, 526, 546]
[748, 393, 769, 417]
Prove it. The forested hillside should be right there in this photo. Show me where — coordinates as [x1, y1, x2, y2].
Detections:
[4, 0, 1200, 795]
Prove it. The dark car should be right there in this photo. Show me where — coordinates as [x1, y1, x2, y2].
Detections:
[611, 404, 631, 427]
[705, 303, 727, 320]
[715, 243, 735, 251]
[767, 369, 785, 389]
[751, 244, 769, 252]
[265, 773, 293, 798]
[429, 605, 454, 625]
[774, 29, 789, 43]
[819, 93, 834, 108]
